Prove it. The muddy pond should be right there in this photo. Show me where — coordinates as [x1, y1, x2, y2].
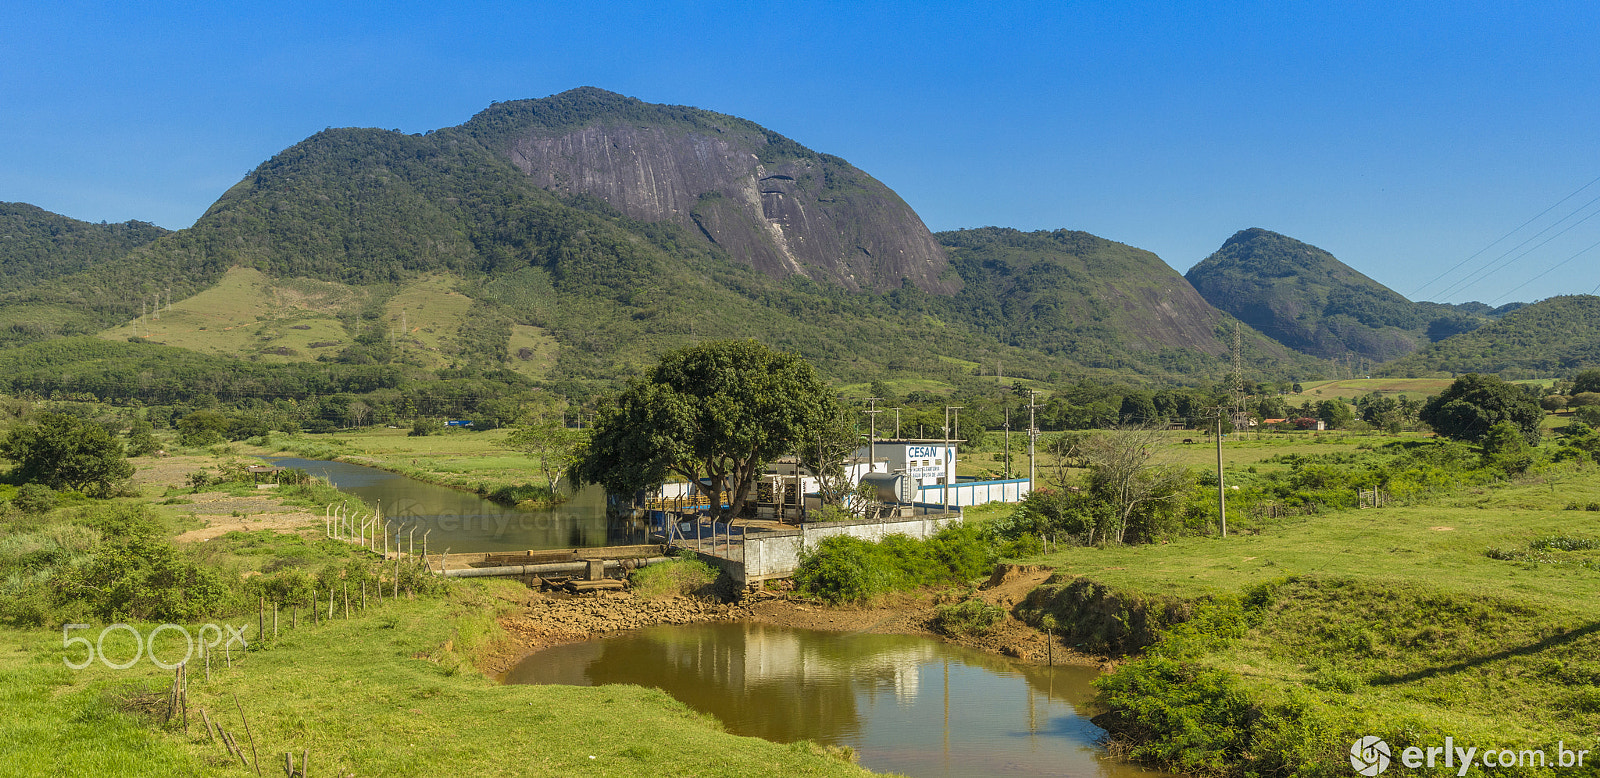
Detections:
[504, 622, 1162, 778]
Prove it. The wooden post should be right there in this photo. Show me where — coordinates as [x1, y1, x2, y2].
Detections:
[258, 596, 264, 647]
[311, 588, 318, 625]
[234, 693, 262, 776]
[409, 526, 416, 557]
[291, 603, 297, 630]
[394, 549, 400, 599]
[361, 580, 367, 610]
[343, 583, 349, 619]
[328, 586, 334, 622]
[272, 601, 278, 639]
[200, 708, 215, 742]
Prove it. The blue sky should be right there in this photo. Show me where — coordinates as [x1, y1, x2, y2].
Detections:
[4, 1, 1599, 304]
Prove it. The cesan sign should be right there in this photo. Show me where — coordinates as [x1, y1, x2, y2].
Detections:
[905, 445, 947, 480]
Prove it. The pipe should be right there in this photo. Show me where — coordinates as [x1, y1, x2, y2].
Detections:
[440, 557, 673, 578]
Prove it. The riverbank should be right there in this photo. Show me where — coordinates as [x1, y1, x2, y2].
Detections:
[250, 427, 569, 508]
[482, 563, 1110, 679]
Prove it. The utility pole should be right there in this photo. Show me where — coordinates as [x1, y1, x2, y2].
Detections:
[864, 397, 882, 474]
[1004, 403, 1011, 480]
[893, 407, 901, 439]
[1215, 406, 1227, 538]
[1027, 390, 1040, 492]
[943, 406, 962, 514]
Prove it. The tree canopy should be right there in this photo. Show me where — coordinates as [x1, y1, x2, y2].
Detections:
[575, 340, 835, 519]
[0, 413, 134, 497]
[1419, 374, 1543, 445]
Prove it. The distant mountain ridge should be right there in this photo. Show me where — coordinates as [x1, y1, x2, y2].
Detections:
[0, 89, 1332, 389]
[0, 202, 167, 288]
[1185, 228, 1494, 363]
[1377, 295, 1600, 377]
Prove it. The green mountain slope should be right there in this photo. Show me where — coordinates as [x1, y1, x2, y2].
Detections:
[1185, 228, 1489, 362]
[0, 89, 1333, 396]
[0, 203, 170, 343]
[1376, 295, 1600, 378]
[935, 228, 1320, 375]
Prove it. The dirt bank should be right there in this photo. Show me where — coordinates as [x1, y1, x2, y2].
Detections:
[482, 564, 1111, 678]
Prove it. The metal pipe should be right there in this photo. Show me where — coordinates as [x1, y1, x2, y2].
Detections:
[440, 557, 673, 578]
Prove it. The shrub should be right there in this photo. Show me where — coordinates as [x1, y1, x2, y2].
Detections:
[629, 557, 720, 600]
[793, 525, 994, 604]
[12, 483, 57, 515]
[932, 599, 1006, 636]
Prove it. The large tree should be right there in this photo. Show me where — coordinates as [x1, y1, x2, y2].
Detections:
[1420, 373, 1543, 445]
[575, 340, 835, 519]
[1, 413, 134, 497]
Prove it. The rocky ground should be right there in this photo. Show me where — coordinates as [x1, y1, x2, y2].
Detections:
[481, 563, 1109, 678]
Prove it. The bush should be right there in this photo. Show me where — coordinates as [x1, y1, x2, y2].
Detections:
[409, 418, 446, 437]
[932, 599, 1006, 636]
[793, 525, 994, 604]
[629, 557, 720, 600]
[12, 483, 57, 515]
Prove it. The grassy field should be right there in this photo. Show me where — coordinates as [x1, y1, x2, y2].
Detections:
[384, 275, 475, 369]
[262, 427, 547, 496]
[505, 324, 559, 379]
[1016, 450, 1600, 773]
[0, 579, 873, 777]
[98, 268, 366, 362]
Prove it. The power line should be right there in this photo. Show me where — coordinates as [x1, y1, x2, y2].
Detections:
[1432, 191, 1600, 301]
[1489, 235, 1600, 305]
[1409, 172, 1600, 299]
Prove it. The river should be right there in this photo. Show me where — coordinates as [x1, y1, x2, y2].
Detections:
[504, 622, 1162, 778]
[266, 457, 616, 553]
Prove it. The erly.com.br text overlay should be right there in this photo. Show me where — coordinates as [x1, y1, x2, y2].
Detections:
[1351, 735, 1591, 776]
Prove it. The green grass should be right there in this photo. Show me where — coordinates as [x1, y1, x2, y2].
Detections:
[97, 268, 365, 362]
[1297, 378, 1454, 400]
[263, 428, 551, 497]
[0, 580, 874, 777]
[1015, 462, 1600, 773]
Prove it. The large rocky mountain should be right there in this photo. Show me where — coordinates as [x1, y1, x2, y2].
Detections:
[1185, 228, 1489, 363]
[0, 89, 1328, 391]
[459, 88, 956, 294]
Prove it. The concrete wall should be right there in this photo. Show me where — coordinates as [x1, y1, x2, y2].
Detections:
[732, 511, 963, 585]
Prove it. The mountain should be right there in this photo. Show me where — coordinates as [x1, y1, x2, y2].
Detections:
[935, 228, 1314, 374]
[0, 89, 1331, 401]
[1376, 295, 1600, 378]
[0, 203, 167, 286]
[460, 88, 957, 294]
[1185, 228, 1489, 362]
[0, 203, 169, 344]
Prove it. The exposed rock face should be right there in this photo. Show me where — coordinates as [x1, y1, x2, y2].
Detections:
[467, 88, 959, 294]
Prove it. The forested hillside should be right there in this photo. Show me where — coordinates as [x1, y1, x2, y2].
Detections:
[936, 228, 1321, 375]
[1376, 295, 1600, 377]
[0, 89, 1338, 407]
[1185, 228, 1495, 362]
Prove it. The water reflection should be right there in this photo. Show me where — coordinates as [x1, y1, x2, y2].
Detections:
[266, 457, 615, 553]
[504, 622, 1162, 778]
